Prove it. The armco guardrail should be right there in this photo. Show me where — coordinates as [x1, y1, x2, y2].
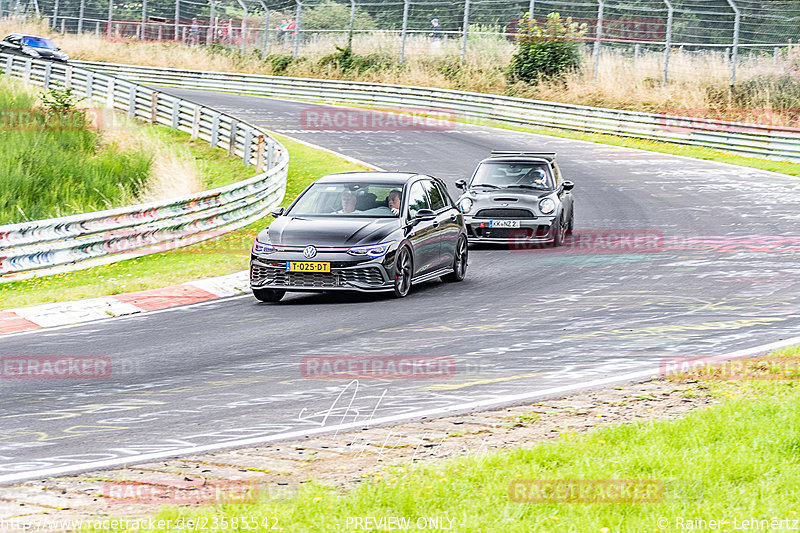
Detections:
[0, 54, 288, 282]
[74, 60, 800, 163]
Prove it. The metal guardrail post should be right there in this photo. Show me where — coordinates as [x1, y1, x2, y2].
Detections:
[23, 59, 31, 84]
[268, 141, 274, 169]
[191, 106, 201, 138]
[106, 77, 114, 107]
[461, 0, 470, 61]
[43, 62, 51, 88]
[593, 0, 604, 81]
[211, 113, 220, 145]
[229, 120, 238, 155]
[293, 0, 301, 58]
[171, 100, 179, 128]
[85, 71, 93, 97]
[243, 128, 252, 165]
[150, 91, 158, 123]
[662, 0, 674, 87]
[128, 85, 136, 117]
[4, 56, 10, 76]
[64, 64, 72, 88]
[256, 134, 265, 171]
[399, 0, 409, 63]
[726, 0, 740, 86]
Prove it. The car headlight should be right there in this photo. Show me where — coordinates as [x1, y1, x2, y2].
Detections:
[458, 197, 473, 213]
[347, 242, 391, 258]
[252, 239, 275, 255]
[539, 198, 556, 215]
[24, 48, 40, 57]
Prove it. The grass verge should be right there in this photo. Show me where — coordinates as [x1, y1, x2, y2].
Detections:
[0, 135, 366, 309]
[93, 345, 800, 532]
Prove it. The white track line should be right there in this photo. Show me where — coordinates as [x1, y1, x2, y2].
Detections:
[2, 334, 799, 486]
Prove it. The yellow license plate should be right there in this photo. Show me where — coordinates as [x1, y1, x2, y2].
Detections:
[287, 262, 330, 273]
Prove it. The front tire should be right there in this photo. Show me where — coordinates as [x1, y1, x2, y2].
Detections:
[392, 247, 413, 298]
[566, 208, 574, 235]
[253, 288, 285, 302]
[552, 215, 566, 247]
[442, 235, 468, 282]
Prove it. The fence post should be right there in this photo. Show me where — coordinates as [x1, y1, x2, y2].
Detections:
[78, 0, 85, 33]
[399, 0, 409, 63]
[236, 0, 248, 55]
[634, 43, 640, 65]
[460, 0, 470, 60]
[593, 0, 603, 81]
[174, 0, 179, 41]
[528, 0, 534, 18]
[60, 19, 65, 34]
[293, 0, 301, 58]
[257, 0, 269, 55]
[107, 0, 113, 37]
[662, 0, 673, 87]
[348, 0, 355, 49]
[142, 0, 147, 36]
[95, 20, 100, 37]
[725, 0, 740, 85]
[774, 46, 779, 65]
[52, 0, 58, 29]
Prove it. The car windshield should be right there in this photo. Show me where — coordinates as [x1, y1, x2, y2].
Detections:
[288, 182, 402, 217]
[21, 36, 56, 49]
[471, 161, 554, 190]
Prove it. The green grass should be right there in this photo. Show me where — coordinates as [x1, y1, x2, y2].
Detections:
[88, 346, 800, 532]
[0, 135, 366, 309]
[0, 79, 152, 224]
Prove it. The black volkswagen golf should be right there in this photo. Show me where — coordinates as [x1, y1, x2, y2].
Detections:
[250, 172, 468, 302]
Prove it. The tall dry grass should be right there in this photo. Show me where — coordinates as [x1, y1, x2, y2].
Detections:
[5, 18, 800, 124]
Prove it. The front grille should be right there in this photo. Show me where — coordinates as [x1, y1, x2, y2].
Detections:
[474, 208, 535, 219]
[251, 264, 385, 288]
[341, 267, 384, 286]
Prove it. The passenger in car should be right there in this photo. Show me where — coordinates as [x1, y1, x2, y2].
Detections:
[388, 189, 402, 215]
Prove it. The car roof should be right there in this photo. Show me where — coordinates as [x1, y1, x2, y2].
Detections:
[315, 172, 428, 185]
[482, 151, 557, 165]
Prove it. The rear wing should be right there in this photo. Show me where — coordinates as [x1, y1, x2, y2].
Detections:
[490, 151, 557, 162]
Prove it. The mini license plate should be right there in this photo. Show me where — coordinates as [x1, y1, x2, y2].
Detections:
[488, 220, 521, 228]
[287, 262, 331, 272]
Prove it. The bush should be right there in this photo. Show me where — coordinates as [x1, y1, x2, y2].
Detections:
[507, 12, 585, 85]
[317, 46, 394, 75]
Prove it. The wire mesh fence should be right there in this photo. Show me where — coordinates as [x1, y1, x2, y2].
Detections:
[2, 0, 799, 83]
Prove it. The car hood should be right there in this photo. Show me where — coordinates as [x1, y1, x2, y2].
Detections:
[263, 216, 400, 246]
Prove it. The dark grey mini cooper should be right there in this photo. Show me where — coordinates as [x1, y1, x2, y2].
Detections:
[250, 172, 468, 302]
[455, 151, 575, 246]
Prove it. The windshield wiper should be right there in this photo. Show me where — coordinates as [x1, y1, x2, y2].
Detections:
[504, 184, 547, 190]
[471, 183, 500, 189]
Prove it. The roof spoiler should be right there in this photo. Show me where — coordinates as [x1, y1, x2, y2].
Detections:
[490, 151, 557, 161]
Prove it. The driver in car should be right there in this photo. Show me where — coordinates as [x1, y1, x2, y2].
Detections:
[337, 189, 358, 214]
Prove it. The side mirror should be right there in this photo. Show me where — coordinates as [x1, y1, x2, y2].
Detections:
[562, 181, 574, 191]
[414, 208, 436, 220]
[56, 47, 61, 51]
[270, 207, 285, 217]
[455, 179, 467, 190]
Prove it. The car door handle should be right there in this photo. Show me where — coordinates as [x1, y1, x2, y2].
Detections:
[433, 221, 440, 228]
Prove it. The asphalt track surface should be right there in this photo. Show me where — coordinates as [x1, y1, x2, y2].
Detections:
[1, 88, 800, 484]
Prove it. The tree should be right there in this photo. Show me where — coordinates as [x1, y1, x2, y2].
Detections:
[507, 12, 587, 85]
